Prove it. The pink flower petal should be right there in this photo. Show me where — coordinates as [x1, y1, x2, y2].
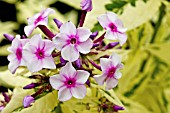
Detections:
[60, 21, 76, 36]
[8, 59, 19, 74]
[60, 62, 76, 78]
[77, 38, 93, 54]
[105, 77, 118, 90]
[93, 74, 107, 86]
[116, 32, 127, 46]
[27, 59, 43, 72]
[53, 33, 68, 51]
[42, 56, 56, 69]
[61, 44, 79, 62]
[106, 12, 118, 23]
[114, 71, 122, 79]
[105, 30, 117, 40]
[76, 27, 92, 42]
[100, 58, 113, 72]
[75, 70, 90, 84]
[41, 8, 55, 18]
[97, 14, 111, 29]
[24, 25, 35, 36]
[58, 86, 72, 101]
[109, 52, 122, 66]
[116, 63, 124, 69]
[29, 34, 43, 47]
[43, 40, 55, 55]
[49, 74, 65, 90]
[71, 85, 86, 99]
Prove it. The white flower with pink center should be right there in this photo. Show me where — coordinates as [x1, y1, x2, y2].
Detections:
[53, 21, 93, 62]
[94, 52, 124, 90]
[98, 12, 127, 46]
[24, 8, 55, 36]
[23, 34, 56, 72]
[50, 62, 90, 101]
[7, 35, 28, 74]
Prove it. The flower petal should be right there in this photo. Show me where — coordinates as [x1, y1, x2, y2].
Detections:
[105, 77, 118, 90]
[100, 58, 113, 72]
[24, 25, 35, 36]
[109, 52, 122, 66]
[116, 32, 127, 46]
[114, 71, 122, 79]
[97, 14, 111, 29]
[116, 63, 124, 69]
[43, 40, 55, 55]
[53, 33, 68, 51]
[106, 12, 118, 23]
[49, 74, 65, 90]
[77, 38, 93, 54]
[75, 70, 90, 84]
[29, 34, 43, 47]
[61, 44, 79, 62]
[60, 62, 76, 78]
[8, 59, 19, 74]
[71, 85, 86, 99]
[58, 86, 72, 101]
[76, 27, 92, 42]
[42, 56, 56, 69]
[41, 8, 55, 18]
[93, 74, 107, 86]
[27, 59, 43, 72]
[60, 21, 76, 36]
[105, 30, 117, 40]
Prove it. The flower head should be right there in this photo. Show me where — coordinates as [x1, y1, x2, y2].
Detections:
[24, 8, 55, 36]
[80, 0, 93, 12]
[98, 12, 127, 46]
[23, 34, 56, 72]
[113, 105, 124, 112]
[50, 62, 90, 101]
[94, 52, 123, 90]
[23, 95, 35, 108]
[7, 35, 28, 74]
[53, 21, 93, 62]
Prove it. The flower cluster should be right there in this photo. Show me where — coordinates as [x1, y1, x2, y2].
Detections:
[4, 0, 127, 109]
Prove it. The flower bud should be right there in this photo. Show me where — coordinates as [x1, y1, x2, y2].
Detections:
[90, 31, 98, 40]
[23, 95, 35, 108]
[3, 34, 14, 41]
[80, 0, 92, 12]
[53, 18, 63, 28]
[112, 105, 124, 112]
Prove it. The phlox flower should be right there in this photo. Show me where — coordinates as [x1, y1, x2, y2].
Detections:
[50, 62, 90, 101]
[23, 34, 56, 72]
[24, 8, 55, 36]
[94, 52, 124, 90]
[80, 0, 93, 12]
[98, 12, 127, 46]
[7, 35, 28, 74]
[53, 21, 93, 62]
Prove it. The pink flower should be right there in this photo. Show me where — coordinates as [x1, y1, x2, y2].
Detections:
[7, 35, 28, 74]
[98, 12, 127, 46]
[24, 8, 55, 37]
[23, 34, 56, 72]
[94, 52, 124, 90]
[50, 62, 90, 101]
[53, 21, 93, 62]
[80, 0, 92, 12]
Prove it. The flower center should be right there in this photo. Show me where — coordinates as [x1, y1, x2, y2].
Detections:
[36, 49, 45, 59]
[67, 80, 73, 85]
[107, 67, 116, 78]
[109, 23, 117, 32]
[16, 48, 22, 60]
[70, 38, 77, 44]
[65, 78, 76, 88]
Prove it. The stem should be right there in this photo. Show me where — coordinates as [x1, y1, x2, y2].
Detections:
[93, 32, 106, 43]
[31, 87, 44, 98]
[87, 59, 101, 71]
[79, 11, 87, 27]
[103, 42, 119, 50]
[38, 25, 55, 40]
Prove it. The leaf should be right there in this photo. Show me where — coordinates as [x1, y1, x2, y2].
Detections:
[105, 0, 127, 11]
[13, 91, 58, 113]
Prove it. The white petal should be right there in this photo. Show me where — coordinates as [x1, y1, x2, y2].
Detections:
[76, 27, 92, 42]
[116, 63, 124, 69]
[42, 56, 56, 69]
[61, 44, 79, 62]
[97, 14, 111, 29]
[60, 62, 76, 78]
[114, 71, 122, 79]
[93, 74, 107, 86]
[27, 17, 35, 25]
[53, 33, 69, 51]
[106, 12, 118, 23]
[49, 74, 65, 90]
[7, 54, 16, 61]
[27, 59, 43, 72]
[24, 25, 35, 36]
[29, 34, 43, 48]
[43, 40, 55, 56]
[105, 30, 117, 40]
[8, 59, 19, 74]
[41, 8, 55, 18]
[109, 52, 122, 66]
[116, 32, 127, 46]
[75, 70, 90, 84]
[71, 85, 86, 99]
[60, 21, 76, 36]
[77, 38, 93, 54]
[58, 86, 72, 101]
[100, 58, 113, 72]
[105, 77, 118, 90]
